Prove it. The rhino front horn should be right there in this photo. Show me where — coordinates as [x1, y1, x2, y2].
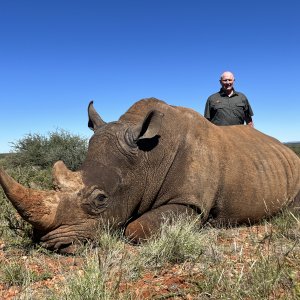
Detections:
[0, 167, 58, 230]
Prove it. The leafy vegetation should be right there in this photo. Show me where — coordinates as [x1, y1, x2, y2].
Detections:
[7, 129, 88, 171]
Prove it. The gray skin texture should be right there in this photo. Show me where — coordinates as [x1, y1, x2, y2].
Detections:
[1, 98, 300, 253]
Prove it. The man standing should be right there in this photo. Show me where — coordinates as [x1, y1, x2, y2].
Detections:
[204, 71, 254, 127]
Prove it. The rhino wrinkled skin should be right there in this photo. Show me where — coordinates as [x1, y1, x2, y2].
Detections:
[1, 98, 300, 253]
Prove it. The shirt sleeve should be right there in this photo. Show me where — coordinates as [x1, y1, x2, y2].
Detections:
[245, 98, 254, 116]
[204, 98, 211, 119]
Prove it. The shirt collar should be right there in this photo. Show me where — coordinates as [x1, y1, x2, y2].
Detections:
[219, 88, 238, 97]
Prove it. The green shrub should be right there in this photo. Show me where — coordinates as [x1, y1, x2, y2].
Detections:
[9, 129, 88, 171]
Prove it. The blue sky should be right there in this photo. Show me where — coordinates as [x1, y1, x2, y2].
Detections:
[1, 0, 299, 153]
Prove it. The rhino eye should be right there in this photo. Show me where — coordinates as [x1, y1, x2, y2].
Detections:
[82, 188, 108, 215]
[96, 194, 107, 202]
[90, 189, 108, 201]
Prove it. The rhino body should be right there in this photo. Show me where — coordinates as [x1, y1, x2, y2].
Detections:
[1, 98, 300, 253]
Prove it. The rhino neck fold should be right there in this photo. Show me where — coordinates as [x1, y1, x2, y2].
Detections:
[0, 168, 58, 230]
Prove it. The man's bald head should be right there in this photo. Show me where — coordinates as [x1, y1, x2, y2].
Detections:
[220, 71, 235, 81]
[219, 71, 235, 95]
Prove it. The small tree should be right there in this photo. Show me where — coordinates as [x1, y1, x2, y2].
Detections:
[9, 129, 88, 171]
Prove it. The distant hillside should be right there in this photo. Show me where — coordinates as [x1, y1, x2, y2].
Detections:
[285, 142, 300, 157]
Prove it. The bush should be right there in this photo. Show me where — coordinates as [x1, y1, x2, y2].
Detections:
[9, 129, 88, 171]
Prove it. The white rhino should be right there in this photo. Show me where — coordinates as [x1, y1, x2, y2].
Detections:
[0, 98, 299, 253]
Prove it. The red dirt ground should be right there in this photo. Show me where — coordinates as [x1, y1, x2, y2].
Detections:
[0, 224, 299, 299]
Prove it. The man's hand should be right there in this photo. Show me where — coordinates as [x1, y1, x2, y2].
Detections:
[247, 121, 254, 128]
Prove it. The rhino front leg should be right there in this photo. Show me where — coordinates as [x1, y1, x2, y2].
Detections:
[124, 204, 198, 243]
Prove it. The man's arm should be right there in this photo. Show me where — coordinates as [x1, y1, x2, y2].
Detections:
[244, 97, 254, 127]
[204, 98, 211, 120]
[245, 114, 254, 127]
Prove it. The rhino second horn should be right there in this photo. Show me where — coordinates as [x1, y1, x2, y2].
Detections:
[88, 100, 106, 131]
[0, 167, 58, 230]
[52, 161, 84, 192]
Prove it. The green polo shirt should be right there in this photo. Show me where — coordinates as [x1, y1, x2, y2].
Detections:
[204, 89, 254, 126]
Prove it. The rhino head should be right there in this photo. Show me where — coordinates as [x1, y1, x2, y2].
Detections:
[0, 101, 164, 253]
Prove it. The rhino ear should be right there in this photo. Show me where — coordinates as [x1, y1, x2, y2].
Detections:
[88, 101, 106, 131]
[133, 110, 164, 141]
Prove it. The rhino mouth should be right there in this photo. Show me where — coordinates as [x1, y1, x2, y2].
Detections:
[41, 239, 85, 255]
[39, 223, 96, 253]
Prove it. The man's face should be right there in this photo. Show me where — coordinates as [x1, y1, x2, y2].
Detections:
[220, 73, 235, 92]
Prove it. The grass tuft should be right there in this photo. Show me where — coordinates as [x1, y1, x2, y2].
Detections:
[138, 214, 204, 268]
